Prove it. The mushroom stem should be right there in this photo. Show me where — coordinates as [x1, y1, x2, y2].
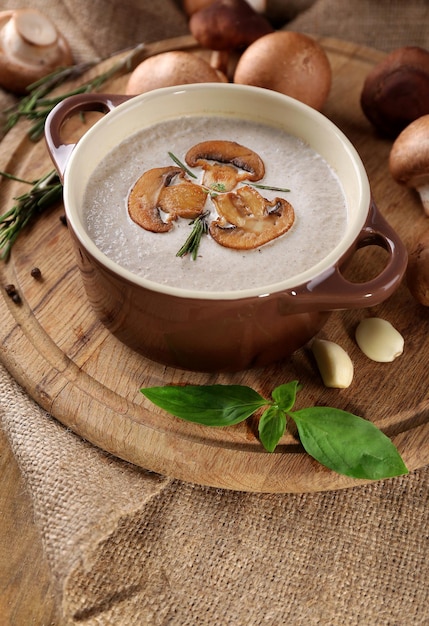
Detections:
[209, 49, 230, 75]
[14, 9, 57, 46]
[417, 184, 429, 216]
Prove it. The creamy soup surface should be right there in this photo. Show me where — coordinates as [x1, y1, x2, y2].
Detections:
[83, 115, 348, 292]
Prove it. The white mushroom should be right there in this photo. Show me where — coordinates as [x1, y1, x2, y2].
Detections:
[0, 9, 73, 94]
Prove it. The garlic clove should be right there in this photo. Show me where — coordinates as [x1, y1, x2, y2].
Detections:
[311, 338, 354, 389]
[355, 318, 404, 363]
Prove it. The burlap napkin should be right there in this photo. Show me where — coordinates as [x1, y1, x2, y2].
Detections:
[1, 1, 429, 624]
[2, 361, 428, 625]
[288, 0, 429, 51]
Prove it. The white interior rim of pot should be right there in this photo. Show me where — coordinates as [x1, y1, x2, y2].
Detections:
[63, 83, 371, 301]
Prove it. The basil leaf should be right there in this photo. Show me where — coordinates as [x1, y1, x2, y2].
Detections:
[290, 407, 408, 480]
[258, 406, 286, 452]
[141, 384, 267, 426]
[272, 380, 301, 412]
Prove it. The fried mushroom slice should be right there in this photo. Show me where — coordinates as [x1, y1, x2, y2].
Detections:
[199, 162, 245, 192]
[185, 140, 265, 191]
[128, 166, 207, 233]
[210, 184, 295, 249]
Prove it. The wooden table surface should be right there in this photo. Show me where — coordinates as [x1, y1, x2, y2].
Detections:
[1, 37, 429, 495]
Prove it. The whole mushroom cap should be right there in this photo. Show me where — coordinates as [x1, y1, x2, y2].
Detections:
[361, 46, 429, 137]
[183, 0, 215, 15]
[183, 0, 295, 27]
[189, 0, 273, 52]
[125, 50, 227, 95]
[233, 31, 332, 111]
[0, 9, 73, 94]
[183, 0, 267, 16]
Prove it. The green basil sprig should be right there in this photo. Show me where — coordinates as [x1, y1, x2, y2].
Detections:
[141, 381, 408, 480]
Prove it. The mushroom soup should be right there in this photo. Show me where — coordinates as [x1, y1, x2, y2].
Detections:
[83, 115, 347, 292]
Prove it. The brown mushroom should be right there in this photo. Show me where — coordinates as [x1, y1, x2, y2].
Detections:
[233, 31, 331, 111]
[361, 46, 429, 138]
[189, 0, 273, 74]
[0, 9, 73, 94]
[183, 0, 297, 28]
[185, 140, 265, 191]
[183, 0, 305, 28]
[210, 184, 295, 249]
[183, 0, 219, 15]
[263, 0, 315, 27]
[125, 50, 227, 95]
[128, 166, 208, 232]
[183, 0, 267, 16]
[389, 115, 429, 215]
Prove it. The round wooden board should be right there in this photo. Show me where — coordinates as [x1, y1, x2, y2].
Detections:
[1, 36, 428, 493]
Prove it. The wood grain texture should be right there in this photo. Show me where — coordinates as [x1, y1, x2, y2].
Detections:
[1, 36, 428, 493]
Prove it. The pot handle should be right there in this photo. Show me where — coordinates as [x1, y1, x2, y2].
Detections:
[44, 93, 131, 181]
[285, 199, 408, 312]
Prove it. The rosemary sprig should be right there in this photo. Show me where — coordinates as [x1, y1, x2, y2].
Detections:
[4, 43, 145, 142]
[168, 152, 290, 194]
[0, 170, 62, 260]
[176, 211, 210, 260]
[168, 151, 197, 179]
[249, 183, 290, 193]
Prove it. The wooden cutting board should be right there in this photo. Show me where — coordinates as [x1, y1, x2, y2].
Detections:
[1, 35, 428, 493]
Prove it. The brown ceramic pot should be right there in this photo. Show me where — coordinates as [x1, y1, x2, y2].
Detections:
[45, 84, 407, 372]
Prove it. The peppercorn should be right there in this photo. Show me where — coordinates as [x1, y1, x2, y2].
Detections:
[30, 267, 42, 279]
[4, 283, 16, 296]
[4, 283, 21, 304]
